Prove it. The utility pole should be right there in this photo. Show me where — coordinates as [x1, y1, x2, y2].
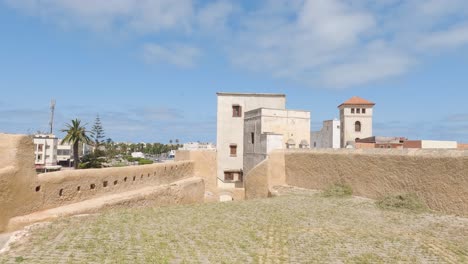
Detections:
[49, 99, 56, 134]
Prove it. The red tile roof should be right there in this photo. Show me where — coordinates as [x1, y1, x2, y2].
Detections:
[338, 96, 375, 108]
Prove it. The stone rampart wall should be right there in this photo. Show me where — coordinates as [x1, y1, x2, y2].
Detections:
[0, 134, 199, 232]
[245, 149, 468, 216]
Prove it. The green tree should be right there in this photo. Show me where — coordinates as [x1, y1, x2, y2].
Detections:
[61, 119, 92, 169]
[91, 115, 105, 151]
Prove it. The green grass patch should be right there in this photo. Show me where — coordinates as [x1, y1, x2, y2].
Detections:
[376, 193, 428, 213]
[322, 183, 353, 197]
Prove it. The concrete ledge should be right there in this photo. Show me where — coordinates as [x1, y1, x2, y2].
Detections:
[6, 177, 204, 232]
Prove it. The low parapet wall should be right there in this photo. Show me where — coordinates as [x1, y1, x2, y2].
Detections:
[245, 149, 468, 216]
[0, 134, 202, 232]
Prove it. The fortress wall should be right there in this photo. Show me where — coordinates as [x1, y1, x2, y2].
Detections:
[1, 134, 39, 232]
[31, 161, 194, 212]
[175, 150, 217, 193]
[0, 134, 200, 232]
[245, 149, 468, 216]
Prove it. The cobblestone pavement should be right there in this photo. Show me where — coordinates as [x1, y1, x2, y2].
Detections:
[1, 187, 467, 263]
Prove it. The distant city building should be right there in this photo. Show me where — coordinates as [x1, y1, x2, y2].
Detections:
[179, 142, 216, 151]
[56, 140, 73, 167]
[33, 134, 61, 171]
[243, 108, 310, 175]
[355, 136, 406, 149]
[338, 96, 375, 148]
[310, 119, 341, 149]
[131, 152, 145, 159]
[403, 140, 458, 149]
[216, 92, 286, 189]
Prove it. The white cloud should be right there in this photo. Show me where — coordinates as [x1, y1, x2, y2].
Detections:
[197, 0, 235, 31]
[142, 43, 201, 68]
[4, 0, 194, 32]
[229, 0, 468, 88]
[5, 0, 468, 88]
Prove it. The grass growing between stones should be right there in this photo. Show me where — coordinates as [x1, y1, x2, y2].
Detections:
[376, 193, 428, 213]
[322, 183, 353, 197]
[1, 186, 467, 263]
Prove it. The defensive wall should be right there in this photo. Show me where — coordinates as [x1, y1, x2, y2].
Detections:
[245, 149, 468, 216]
[0, 134, 205, 232]
[175, 150, 245, 201]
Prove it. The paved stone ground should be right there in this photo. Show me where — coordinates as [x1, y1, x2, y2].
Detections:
[0, 186, 467, 263]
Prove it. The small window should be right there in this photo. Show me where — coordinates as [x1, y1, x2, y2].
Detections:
[230, 144, 237, 156]
[103, 181, 108, 187]
[90, 184, 96, 189]
[355, 121, 361, 132]
[251, 132, 255, 144]
[351, 108, 355, 114]
[357, 108, 360, 114]
[232, 105, 242, 117]
[224, 172, 234, 181]
[35, 186, 41, 192]
[362, 108, 366, 114]
[38, 144, 44, 151]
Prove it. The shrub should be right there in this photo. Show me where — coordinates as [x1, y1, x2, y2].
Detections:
[376, 193, 428, 213]
[322, 183, 353, 197]
[138, 159, 153, 165]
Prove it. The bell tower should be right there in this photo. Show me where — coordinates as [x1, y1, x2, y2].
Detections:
[338, 96, 375, 148]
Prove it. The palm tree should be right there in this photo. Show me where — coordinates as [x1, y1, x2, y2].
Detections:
[61, 119, 92, 169]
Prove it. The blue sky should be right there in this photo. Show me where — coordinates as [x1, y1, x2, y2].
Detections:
[1, 0, 467, 143]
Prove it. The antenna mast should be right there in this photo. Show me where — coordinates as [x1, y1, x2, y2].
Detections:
[49, 99, 56, 134]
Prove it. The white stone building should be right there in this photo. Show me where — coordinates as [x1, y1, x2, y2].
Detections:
[216, 92, 286, 189]
[338, 97, 375, 148]
[57, 141, 73, 167]
[310, 119, 341, 149]
[33, 134, 59, 169]
[243, 108, 310, 174]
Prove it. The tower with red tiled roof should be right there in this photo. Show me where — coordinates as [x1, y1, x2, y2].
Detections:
[338, 96, 375, 148]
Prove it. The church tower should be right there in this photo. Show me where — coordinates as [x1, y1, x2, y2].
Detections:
[338, 96, 375, 148]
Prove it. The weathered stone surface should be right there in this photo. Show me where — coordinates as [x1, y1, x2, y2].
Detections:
[245, 148, 468, 216]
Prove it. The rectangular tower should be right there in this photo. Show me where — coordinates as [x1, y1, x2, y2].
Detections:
[216, 93, 286, 189]
[338, 97, 375, 148]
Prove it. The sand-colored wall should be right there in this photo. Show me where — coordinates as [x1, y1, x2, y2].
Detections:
[245, 149, 468, 216]
[0, 134, 201, 232]
[0, 134, 38, 232]
[175, 150, 217, 194]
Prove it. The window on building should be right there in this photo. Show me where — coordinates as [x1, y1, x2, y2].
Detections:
[232, 105, 242, 117]
[355, 121, 361, 132]
[351, 108, 355, 114]
[251, 132, 255, 144]
[357, 108, 361, 114]
[362, 108, 366, 114]
[46, 145, 50, 149]
[229, 144, 237, 156]
[38, 144, 43, 151]
[37, 154, 42, 160]
[224, 171, 242, 182]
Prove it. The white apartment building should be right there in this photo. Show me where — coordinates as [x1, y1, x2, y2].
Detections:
[33, 134, 59, 169]
[243, 108, 311, 174]
[216, 92, 286, 189]
[310, 119, 341, 149]
[57, 141, 73, 167]
[338, 96, 375, 148]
